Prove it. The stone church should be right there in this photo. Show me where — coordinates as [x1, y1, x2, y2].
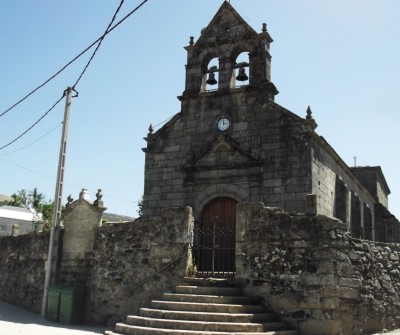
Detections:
[142, 1, 399, 256]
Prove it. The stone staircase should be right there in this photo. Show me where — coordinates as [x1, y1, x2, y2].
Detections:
[105, 278, 297, 335]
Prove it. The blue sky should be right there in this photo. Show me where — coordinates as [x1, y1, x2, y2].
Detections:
[0, 0, 399, 219]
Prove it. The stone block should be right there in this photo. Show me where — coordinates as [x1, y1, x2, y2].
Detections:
[317, 260, 335, 274]
[335, 287, 359, 299]
[320, 297, 341, 309]
[338, 278, 362, 288]
[285, 200, 305, 213]
[233, 122, 247, 131]
[302, 273, 336, 286]
[286, 185, 308, 193]
[299, 319, 343, 335]
[299, 295, 321, 309]
[264, 179, 282, 187]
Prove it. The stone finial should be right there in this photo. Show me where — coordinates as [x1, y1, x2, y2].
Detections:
[306, 106, 313, 120]
[93, 189, 104, 208]
[66, 194, 74, 208]
[262, 23, 267, 33]
[305, 106, 318, 130]
[79, 188, 90, 201]
[144, 124, 154, 144]
[189, 36, 194, 46]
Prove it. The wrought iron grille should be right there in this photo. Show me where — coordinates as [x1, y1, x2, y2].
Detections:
[192, 219, 235, 277]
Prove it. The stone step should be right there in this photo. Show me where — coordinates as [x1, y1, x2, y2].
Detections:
[126, 315, 264, 332]
[105, 279, 297, 335]
[183, 277, 236, 287]
[175, 286, 241, 296]
[140, 308, 279, 323]
[151, 300, 265, 314]
[262, 323, 292, 331]
[163, 293, 260, 305]
[114, 323, 298, 335]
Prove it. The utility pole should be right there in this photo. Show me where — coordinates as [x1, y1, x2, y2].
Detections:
[41, 87, 76, 317]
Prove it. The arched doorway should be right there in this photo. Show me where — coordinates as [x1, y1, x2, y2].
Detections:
[194, 197, 237, 276]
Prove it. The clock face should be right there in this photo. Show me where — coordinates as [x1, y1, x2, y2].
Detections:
[217, 117, 230, 132]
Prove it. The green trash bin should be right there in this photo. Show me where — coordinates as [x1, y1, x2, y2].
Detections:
[46, 286, 65, 322]
[59, 287, 85, 325]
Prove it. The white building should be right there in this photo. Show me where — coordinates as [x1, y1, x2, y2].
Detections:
[0, 206, 41, 236]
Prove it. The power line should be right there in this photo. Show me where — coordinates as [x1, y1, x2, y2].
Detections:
[0, 157, 136, 204]
[0, 0, 150, 119]
[0, 93, 65, 151]
[0, 0, 150, 151]
[0, 122, 62, 156]
[73, 0, 125, 89]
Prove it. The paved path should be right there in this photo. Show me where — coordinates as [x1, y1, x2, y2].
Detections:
[0, 299, 109, 335]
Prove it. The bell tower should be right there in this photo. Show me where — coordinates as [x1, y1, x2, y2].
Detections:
[143, 1, 294, 221]
[182, 1, 278, 98]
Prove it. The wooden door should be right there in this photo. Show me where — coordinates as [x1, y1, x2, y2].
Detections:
[196, 197, 237, 275]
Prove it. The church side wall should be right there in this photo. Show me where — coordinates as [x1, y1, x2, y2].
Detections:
[236, 203, 400, 335]
[375, 203, 400, 242]
[311, 140, 376, 225]
[377, 181, 389, 208]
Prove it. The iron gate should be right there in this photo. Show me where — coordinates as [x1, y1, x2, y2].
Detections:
[192, 216, 235, 277]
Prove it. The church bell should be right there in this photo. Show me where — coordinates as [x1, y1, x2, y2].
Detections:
[206, 65, 218, 86]
[236, 67, 249, 82]
[206, 72, 218, 86]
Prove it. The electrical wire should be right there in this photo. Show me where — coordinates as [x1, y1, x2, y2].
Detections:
[154, 115, 175, 129]
[0, 122, 62, 156]
[0, 93, 65, 151]
[0, 157, 136, 204]
[72, 0, 125, 89]
[0, 0, 150, 119]
[0, 0, 150, 151]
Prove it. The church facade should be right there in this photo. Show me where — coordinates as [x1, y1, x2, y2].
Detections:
[142, 2, 397, 244]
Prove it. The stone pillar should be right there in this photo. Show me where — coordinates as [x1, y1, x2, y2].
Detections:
[350, 193, 362, 239]
[305, 194, 317, 215]
[334, 177, 348, 223]
[58, 189, 106, 287]
[11, 224, 19, 236]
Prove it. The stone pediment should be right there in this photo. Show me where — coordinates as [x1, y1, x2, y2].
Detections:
[188, 135, 262, 169]
[195, 1, 259, 47]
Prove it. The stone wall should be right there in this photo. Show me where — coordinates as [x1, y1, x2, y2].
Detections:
[236, 202, 400, 335]
[2, 202, 400, 334]
[88, 207, 193, 324]
[0, 204, 193, 324]
[0, 232, 49, 313]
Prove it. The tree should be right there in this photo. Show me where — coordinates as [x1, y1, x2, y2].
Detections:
[137, 196, 143, 218]
[8, 190, 29, 207]
[30, 187, 45, 212]
[6, 188, 46, 210]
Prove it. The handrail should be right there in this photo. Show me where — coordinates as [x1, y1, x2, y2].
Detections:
[127, 250, 185, 295]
